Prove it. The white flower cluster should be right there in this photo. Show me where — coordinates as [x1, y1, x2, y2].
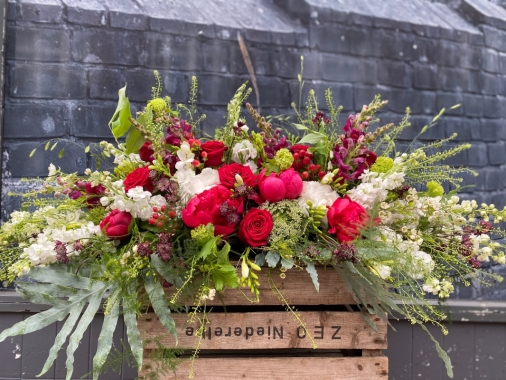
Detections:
[298, 181, 339, 224]
[348, 169, 405, 210]
[231, 140, 257, 164]
[100, 181, 167, 220]
[174, 167, 220, 204]
[423, 278, 454, 298]
[21, 222, 100, 266]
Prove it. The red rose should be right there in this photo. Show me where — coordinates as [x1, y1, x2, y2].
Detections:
[238, 208, 273, 247]
[139, 142, 155, 162]
[100, 210, 133, 239]
[201, 141, 227, 167]
[123, 167, 154, 193]
[182, 185, 244, 236]
[218, 163, 257, 189]
[327, 197, 369, 243]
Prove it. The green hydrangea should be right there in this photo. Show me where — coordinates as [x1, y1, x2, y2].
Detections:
[370, 156, 394, 173]
[426, 181, 444, 197]
[274, 148, 294, 170]
[147, 98, 167, 113]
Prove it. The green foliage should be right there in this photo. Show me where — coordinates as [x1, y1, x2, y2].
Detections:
[109, 85, 133, 139]
[211, 263, 239, 291]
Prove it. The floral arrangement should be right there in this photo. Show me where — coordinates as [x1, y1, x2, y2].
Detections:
[0, 70, 504, 379]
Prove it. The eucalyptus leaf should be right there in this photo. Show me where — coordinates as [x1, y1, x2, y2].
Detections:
[92, 297, 120, 380]
[305, 262, 319, 292]
[280, 258, 294, 270]
[265, 251, 280, 268]
[255, 253, 266, 266]
[144, 273, 177, 341]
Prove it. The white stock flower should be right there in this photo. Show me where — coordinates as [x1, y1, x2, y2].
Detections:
[348, 170, 405, 210]
[48, 163, 57, 176]
[231, 140, 257, 164]
[371, 263, 392, 279]
[175, 142, 195, 171]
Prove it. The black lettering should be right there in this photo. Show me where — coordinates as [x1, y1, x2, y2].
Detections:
[245, 327, 254, 339]
[268, 326, 271, 339]
[208, 326, 211, 340]
[257, 327, 264, 336]
[332, 326, 342, 340]
[202, 327, 206, 339]
[273, 326, 283, 339]
[234, 327, 242, 336]
[225, 327, 232, 337]
[186, 327, 194, 336]
[215, 327, 222, 337]
[314, 325, 324, 339]
[296, 326, 306, 339]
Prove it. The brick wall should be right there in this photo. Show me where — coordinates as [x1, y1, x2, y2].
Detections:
[2, 0, 506, 299]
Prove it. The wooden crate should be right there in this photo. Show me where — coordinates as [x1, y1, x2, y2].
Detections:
[139, 267, 388, 379]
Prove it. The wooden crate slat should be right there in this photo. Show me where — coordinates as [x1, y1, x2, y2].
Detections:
[139, 311, 387, 350]
[169, 267, 356, 306]
[143, 357, 389, 380]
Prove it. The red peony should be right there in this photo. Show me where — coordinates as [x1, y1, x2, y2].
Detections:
[123, 167, 154, 193]
[327, 197, 369, 243]
[182, 185, 244, 236]
[100, 210, 133, 239]
[139, 142, 155, 162]
[258, 168, 303, 203]
[201, 140, 227, 167]
[218, 163, 257, 188]
[238, 208, 273, 247]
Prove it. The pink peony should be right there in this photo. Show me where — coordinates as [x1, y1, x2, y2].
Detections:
[258, 169, 303, 203]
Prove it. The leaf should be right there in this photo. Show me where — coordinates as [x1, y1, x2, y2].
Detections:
[85, 145, 91, 153]
[44, 141, 51, 150]
[198, 238, 216, 260]
[255, 253, 266, 266]
[29, 148, 37, 157]
[125, 125, 145, 154]
[16, 282, 78, 298]
[265, 251, 280, 268]
[16, 285, 69, 307]
[27, 266, 92, 290]
[123, 286, 143, 371]
[216, 242, 231, 265]
[292, 123, 310, 131]
[50, 142, 58, 151]
[280, 258, 294, 270]
[150, 255, 184, 287]
[66, 284, 108, 380]
[58, 148, 65, 158]
[92, 296, 120, 380]
[298, 132, 325, 145]
[144, 273, 177, 342]
[109, 85, 133, 139]
[420, 323, 454, 378]
[212, 264, 239, 291]
[450, 104, 461, 110]
[38, 301, 85, 377]
[305, 262, 319, 292]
